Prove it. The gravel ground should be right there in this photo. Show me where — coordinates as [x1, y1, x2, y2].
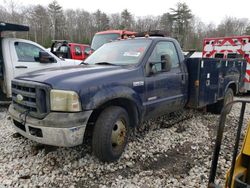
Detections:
[0, 96, 250, 188]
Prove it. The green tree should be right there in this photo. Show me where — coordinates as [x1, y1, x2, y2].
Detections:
[135, 16, 160, 32]
[160, 13, 174, 36]
[121, 9, 133, 30]
[217, 17, 249, 36]
[27, 5, 51, 45]
[246, 25, 250, 35]
[109, 13, 121, 29]
[48, 0, 64, 39]
[93, 9, 109, 31]
[170, 2, 193, 48]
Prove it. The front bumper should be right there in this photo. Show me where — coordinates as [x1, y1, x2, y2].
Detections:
[9, 104, 92, 147]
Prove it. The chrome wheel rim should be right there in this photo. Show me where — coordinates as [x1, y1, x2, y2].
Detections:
[111, 119, 127, 149]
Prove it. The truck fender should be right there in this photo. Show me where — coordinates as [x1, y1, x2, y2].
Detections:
[224, 81, 238, 95]
[82, 86, 144, 116]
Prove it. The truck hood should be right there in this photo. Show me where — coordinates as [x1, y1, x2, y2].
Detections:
[16, 65, 133, 91]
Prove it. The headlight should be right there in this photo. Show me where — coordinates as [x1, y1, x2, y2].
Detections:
[50, 90, 81, 112]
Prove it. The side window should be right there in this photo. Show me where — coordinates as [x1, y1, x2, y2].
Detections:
[14, 42, 45, 62]
[215, 53, 224, 58]
[74, 45, 82, 56]
[227, 53, 243, 59]
[148, 41, 179, 71]
[58, 45, 68, 53]
[84, 47, 91, 54]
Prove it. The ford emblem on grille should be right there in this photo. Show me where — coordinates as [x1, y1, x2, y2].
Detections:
[16, 94, 24, 102]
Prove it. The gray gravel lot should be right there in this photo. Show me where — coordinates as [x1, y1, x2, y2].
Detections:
[0, 96, 250, 188]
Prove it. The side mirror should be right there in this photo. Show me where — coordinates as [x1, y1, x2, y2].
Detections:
[37, 51, 55, 63]
[147, 54, 172, 76]
[0, 58, 3, 80]
[161, 54, 172, 72]
[0, 65, 3, 80]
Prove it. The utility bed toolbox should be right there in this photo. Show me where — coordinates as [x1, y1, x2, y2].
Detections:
[186, 58, 246, 108]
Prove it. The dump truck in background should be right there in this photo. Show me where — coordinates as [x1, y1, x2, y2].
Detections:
[0, 22, 81, 102]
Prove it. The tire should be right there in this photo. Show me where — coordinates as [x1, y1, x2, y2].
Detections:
[222, 88, 234, 114]
[208, 88, 234, 114]
[92, 106, 129, 162]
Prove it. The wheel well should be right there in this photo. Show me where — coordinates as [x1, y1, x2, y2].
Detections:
[228, 83, 237, 95]
[84, 98, 140, 141]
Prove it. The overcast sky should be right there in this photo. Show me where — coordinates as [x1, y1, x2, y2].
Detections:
[1, 0, 250, 25]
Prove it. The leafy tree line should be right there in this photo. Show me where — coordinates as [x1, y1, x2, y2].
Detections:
[0, 0, 250, 50]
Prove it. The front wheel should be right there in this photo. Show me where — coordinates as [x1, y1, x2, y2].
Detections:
[92, 106, 129, 162]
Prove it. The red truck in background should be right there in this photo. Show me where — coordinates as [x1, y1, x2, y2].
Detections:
[202, 36, 250, 92]
[51, 40, 91, 61]
[91, 30, 136, 50]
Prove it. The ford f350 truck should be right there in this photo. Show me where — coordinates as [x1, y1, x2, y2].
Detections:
[9, 36, 246, 162]
[0, 22, 81, 102]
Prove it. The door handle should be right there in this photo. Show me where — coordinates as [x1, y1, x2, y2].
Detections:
[15, 66, 28, 68]
[181, 74, 185, 84]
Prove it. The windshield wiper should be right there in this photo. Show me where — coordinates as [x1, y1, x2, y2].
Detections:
[95, 62, 117, 66]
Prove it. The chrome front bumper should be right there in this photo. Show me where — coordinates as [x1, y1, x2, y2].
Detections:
[9, 104, 92, 147]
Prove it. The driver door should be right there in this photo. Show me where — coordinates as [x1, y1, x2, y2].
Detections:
[10, 40, 60, 78]
[144, 41, 185, 119]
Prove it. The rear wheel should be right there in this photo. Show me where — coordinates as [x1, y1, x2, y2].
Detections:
[92, 106, 129, 162]
[208, 88, 234, 114]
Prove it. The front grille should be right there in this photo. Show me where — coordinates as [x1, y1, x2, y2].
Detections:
[12, 80, 51, 119]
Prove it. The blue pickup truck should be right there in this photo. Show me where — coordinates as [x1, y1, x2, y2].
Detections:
[8, 36, 246, 162]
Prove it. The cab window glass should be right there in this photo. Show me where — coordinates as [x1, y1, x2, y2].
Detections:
[215, 53, 224, 58]
[148, 41, 179, 71]
[59, 46, 68, 53]
[74, 45, 82, 56]
[227, 53, 243, 59]
[85, 39, 151, 65]
[85, 47, 91, 54]
[15, 42, 44, 62]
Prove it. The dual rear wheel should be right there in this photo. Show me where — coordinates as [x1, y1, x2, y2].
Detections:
[208, 88, 234, 114]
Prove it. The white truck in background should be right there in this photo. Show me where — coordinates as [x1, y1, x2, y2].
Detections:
[0, 22, 81, 102]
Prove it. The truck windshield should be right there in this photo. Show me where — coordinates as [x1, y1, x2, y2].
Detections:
[85, 39, 151, 66]
[91, 33, 120, 50]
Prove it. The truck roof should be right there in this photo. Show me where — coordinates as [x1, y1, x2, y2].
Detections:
[68, 43, 89, 47]
[52, 40, 89, 47]
[116, 36, 177, 42]
[95, 30, 136, 35]
[0, 22, 29, 32]
[204, 35, 250, 41]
